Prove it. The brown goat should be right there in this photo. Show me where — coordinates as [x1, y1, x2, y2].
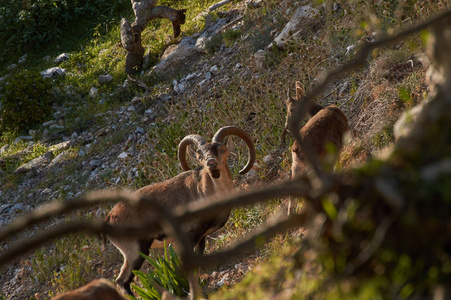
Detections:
[51, 278, 125, 300]
[285, 82, 349, 212]
[105, 126, 256, 295]
[285, 81, 349, 176]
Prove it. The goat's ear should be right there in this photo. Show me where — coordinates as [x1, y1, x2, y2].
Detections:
[295, 81, 305, 99]
[224, 136, 234, 151]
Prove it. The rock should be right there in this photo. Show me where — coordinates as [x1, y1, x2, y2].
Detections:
[210, 65, 219, 74]
[152, 36, 202, 78]
[247, 0, 262, 8]
[7, 64, 17, 70]
[89, 87, 98, 97]
[47, 150, 72, 168]
[48, 140, 71, 152]
[41, 67, 66, 78]
[195, 18, 227, 52]
[18, 54, 27, 64]
[14, 152, 53, 174]
[135, 127, 146, 135]
[174, 82, 186, 94]
[42, 120, 56, 127]
[268, 5, 321, 50]
[78, 150, 86, 157]
[118, 152, 128, 159]
[253, 49, 266, 69]
[205, 72, 212, 80]
[54, 53, 69, 64]
[98, 74, 113, 84]
[42, 188, 52, 194]
[90, 159, 102, 167]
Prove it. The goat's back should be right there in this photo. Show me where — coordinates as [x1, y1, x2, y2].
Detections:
[51, 279, 125, 300]
[106, 170, 203, 226]
[293, 104, 348, 155]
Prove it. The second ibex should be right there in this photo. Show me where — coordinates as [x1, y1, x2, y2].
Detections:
[105, 126, 256, 295]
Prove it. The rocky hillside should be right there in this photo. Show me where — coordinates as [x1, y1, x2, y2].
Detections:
[1, 0, 449, 299]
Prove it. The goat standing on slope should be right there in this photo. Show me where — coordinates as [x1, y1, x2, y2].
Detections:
[285, 82, 349, 212]
[105, 126, 256, 295]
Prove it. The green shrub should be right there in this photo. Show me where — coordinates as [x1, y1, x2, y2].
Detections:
[0, 71, 53, 133]
[0, 0, 129, 63]
[131, 244, 190, 300]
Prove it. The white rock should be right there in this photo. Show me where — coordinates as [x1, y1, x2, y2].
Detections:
[89, 87, 98, 97]
[41, 67, 66, 78]
[54, 53, 69, 63]
[210, 65, 219, 74]
[118, 152, 128, 159]
[42, 188, 52, 194]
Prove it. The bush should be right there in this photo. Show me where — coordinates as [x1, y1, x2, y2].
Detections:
[131, 244, 190, 300]
[0, 71, 53, 133]
[0, 0, 129, 63]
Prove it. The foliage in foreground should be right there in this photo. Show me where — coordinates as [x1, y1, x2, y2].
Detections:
[131, 244, 190, 300]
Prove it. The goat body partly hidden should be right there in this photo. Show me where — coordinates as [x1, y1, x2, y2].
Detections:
[105, 126, 256, 295]
[285, 81, 349, 177]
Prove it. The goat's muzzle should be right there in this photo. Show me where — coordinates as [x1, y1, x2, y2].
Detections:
[207, 158, 220, 178]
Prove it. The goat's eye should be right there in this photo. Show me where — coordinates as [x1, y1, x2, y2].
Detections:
[220, 149, 226, 154]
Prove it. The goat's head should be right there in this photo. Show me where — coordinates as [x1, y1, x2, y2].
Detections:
[284, 81, 306, 133]
[177, 126, 256, 178]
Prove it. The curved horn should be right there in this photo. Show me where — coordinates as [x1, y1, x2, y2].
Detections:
[212, 126, 256, 175]
[178, 134, 207, 171]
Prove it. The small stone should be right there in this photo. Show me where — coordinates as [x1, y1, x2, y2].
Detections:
[42, 120, 56, 127]
[205, 72, 212, 80]
[54, 53, 69, 64]
[89, 87, 98, 97]
[135, 127, 146, 135]
[78, 150, 85, 157]
[127, 105, 135, 112]
[18, 54, 28, 64]
[90, 159, 102, 167]
[210, 65, 218, 74]
[98, 74, 113, 84]
[7, 64, 17, 70]
[41, 67, 66, 78]
[71, 132, 78, 139]
[42, 188, 52, 194]
[118, 152, 128, 159]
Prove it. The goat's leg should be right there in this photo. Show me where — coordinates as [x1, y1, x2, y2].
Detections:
[115, 239, 153, 295]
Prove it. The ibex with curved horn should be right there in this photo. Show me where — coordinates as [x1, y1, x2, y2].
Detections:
[105, 126, 256, 295]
